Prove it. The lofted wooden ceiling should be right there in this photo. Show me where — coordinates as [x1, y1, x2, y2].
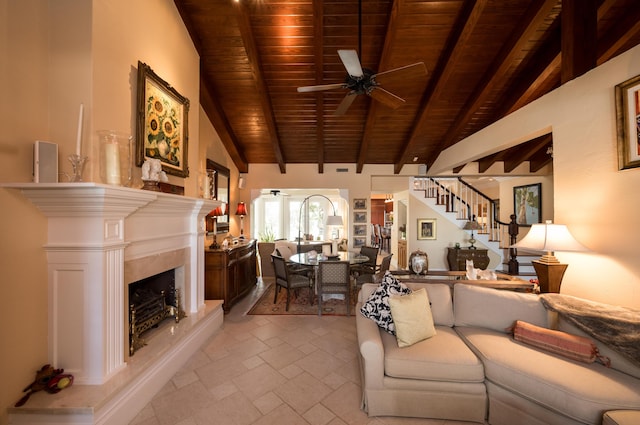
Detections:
[175, 0, 640, 174]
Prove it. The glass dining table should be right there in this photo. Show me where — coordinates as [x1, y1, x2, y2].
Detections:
[288, 251, 370, 266]
[288, 251, 370, 300]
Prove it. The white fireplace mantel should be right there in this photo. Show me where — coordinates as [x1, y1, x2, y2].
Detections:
[3, 183, 220, 385]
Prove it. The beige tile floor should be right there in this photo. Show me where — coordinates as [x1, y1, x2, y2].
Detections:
[129, 278, 483, 425]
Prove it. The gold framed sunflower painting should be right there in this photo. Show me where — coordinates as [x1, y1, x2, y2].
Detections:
[136, 61, 190, 177]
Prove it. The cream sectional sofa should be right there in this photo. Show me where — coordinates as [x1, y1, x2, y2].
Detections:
[355, 281, 640, 425]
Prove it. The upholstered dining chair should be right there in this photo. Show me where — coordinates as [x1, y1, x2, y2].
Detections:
[357, 245, 379, 275]
[271, 254, 313, 311]
[355, 253, 393, 286]
[316, 260, 351, 316]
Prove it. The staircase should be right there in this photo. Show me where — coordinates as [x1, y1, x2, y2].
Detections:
[411, 176, 536, 276]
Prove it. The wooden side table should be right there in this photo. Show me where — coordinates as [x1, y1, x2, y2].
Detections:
[447, 247, 490, 271]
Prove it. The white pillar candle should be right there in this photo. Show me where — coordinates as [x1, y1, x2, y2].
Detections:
[76, 103, 84, 156]
[104, 143, 121, 185]
[203, 172, 210, 198]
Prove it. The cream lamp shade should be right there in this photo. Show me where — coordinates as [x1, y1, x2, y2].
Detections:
[511, 220, 588, 293]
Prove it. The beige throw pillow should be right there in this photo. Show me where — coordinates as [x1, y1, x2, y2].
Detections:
[388, 288, 436, 348]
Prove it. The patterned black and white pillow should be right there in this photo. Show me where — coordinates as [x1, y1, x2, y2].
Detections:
[360, 271, 412, 335]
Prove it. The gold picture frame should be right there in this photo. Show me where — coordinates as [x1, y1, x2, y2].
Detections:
[615, 74, 640, 170]
[136, 61, 190, 177]
[417, 218, 436, 240]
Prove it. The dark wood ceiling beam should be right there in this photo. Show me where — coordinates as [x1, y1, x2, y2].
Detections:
[597, 2, 640, 64]
[357, 0, 400, 174]
[233, 0, 287, 173]
[393, 0, 488, 174]
[440, 0, 558, 151]
[452, 164, 465, 174]
[561, 0, 597, 83]
[200, 77, 249, 173]
[477, 152, 501, 174]
[174, 0, 204, 55]
[314, 0, 325, 174]
[529, 144, 553, 172]
[497, 26, 561, 118]
[503, 133, 551, 173]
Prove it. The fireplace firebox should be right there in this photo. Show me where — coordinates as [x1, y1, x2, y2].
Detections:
[128, 269, 185, 355]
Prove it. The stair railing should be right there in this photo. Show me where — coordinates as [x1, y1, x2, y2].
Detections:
[412, 176, 520, 249]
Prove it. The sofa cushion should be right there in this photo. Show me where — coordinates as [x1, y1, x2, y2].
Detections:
[603, 410, 640, 425]
[405, 282, 454, 327]
[388, 288, 436, 348]
[382, 326, 484, 383]
[360, 272, 412, 335]
[457, 326, 640, 424]
[454, 283, 548, 332]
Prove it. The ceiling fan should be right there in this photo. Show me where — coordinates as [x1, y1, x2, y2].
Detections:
[296, 1, 427, 115]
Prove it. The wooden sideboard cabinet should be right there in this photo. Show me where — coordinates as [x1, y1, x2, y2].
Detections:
[447, 247, 490, 271]
[205, 239, 257, 312]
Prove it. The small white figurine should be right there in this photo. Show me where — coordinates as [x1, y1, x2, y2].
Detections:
[142, 158, 163, 181]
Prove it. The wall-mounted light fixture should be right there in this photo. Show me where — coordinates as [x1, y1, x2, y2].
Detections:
[235, 202, 248, 238]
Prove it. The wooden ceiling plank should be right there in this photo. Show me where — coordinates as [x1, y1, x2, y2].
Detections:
[358, 0, 398, 173]
[561, 0, 597, 83]
[200, 77, 249, 173]
[234, 0, 286, 173]
[315, 0, 325, 173]
[477, 152, 500, 173]
[597, 2, 640, 64]
[440, 0, 559, 150]
[497, 26, 561, 118]
[503, 133, 552, 172]
[452, 164, 465, 174]
[529, 148, 553, 172]
[393, 0, 488, 174]
[174, 0, 204, 55]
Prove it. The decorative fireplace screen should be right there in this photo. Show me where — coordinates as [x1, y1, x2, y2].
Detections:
[128, 269, 185, 355]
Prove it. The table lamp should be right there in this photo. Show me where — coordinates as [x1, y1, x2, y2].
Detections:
[235, 202, 248, 238]
[463, 216, 482, 249]
[209, 206, 224, 249]
[511, 220, 588, 293]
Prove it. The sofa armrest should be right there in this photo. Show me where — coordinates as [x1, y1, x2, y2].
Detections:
[356, 304, 385, 390]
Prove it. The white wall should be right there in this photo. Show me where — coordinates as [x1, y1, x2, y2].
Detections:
[432, 45, 640, 308]
[240, 163, 422, 248]
[0, 1, 202, 422]
[407, 193, 501, 270]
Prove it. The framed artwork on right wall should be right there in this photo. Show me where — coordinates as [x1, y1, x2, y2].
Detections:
[513, 183, 541, 225]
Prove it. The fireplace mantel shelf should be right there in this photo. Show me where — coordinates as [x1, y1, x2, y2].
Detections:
[2, 182, 220, 217]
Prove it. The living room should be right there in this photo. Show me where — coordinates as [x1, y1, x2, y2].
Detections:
[2, 1, 640, 424]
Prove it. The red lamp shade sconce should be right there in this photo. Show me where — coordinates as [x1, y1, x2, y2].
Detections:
[235, 202, 248, 238]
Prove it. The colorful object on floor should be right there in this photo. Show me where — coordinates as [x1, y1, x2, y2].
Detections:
[14, 364, 74, 407]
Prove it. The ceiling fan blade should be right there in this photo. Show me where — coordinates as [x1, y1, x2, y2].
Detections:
[368, 87, 405, 109]
[372, 62, 427, 86]
[338, 49, 364, 78]
[297, 83, 346, 93]
[334, 92, 358, 116]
